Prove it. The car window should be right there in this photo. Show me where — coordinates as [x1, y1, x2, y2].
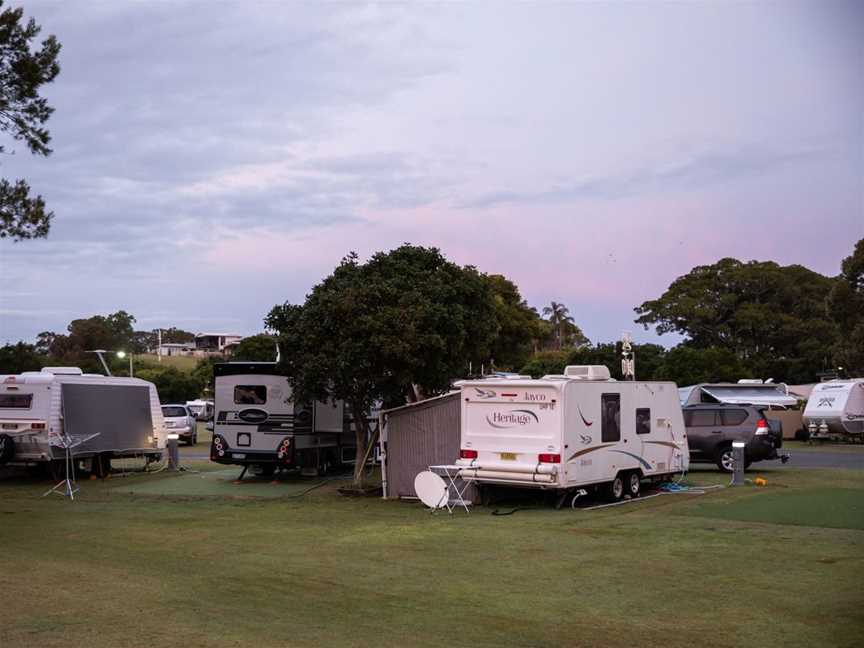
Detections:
[636, 408, 650, 435]
[161, 406, 187, 417]
[234, 385, 267, 405]
[720, 409, 749, 426]
[684, 410, 717, 426]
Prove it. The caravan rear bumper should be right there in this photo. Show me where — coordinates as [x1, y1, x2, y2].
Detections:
[457, 461, 559, 488]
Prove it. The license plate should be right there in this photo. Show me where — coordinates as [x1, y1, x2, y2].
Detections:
[500, 452, 517, 461]
[1, 423, 17, 429]
[232, 453, 246, 459]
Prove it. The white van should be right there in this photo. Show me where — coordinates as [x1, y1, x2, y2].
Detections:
[0, 367, 166, 470]
[455, 365, 689, 500]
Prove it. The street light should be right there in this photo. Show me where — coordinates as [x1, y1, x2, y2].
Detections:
[116, 350, 133, 378]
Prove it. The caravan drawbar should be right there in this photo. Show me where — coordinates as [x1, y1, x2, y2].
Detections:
[456, 366, 689, 499]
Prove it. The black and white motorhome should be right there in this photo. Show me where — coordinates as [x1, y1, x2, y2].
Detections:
[0, 367, 166, 472]
[210, 362, 355, 476]
[455, 366, 689, 501]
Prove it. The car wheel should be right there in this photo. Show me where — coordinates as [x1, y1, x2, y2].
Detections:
[716, 447, 740, 473]
[607, 474, 625, 501]
[626, 472, 641, 497]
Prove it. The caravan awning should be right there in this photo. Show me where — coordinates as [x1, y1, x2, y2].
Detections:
[699, 385, 798, 408]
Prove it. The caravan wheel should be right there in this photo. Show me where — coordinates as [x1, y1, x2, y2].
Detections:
[607, 475, 625, 501]
[626, 472, 641, 497]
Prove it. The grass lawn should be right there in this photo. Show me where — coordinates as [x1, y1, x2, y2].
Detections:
[137, 353, 200, 372]
[1, 463, 862, 648]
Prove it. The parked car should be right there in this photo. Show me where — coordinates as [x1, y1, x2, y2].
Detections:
[683, 404, 787, 472]
[161, 404, 197, 445]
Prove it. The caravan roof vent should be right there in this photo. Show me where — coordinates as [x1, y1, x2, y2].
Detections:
[737, 379, 764, 384]
[564, 365, 611, 381]
[40, 367, 84, 375]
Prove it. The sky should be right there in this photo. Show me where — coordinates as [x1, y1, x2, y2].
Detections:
[0, 1, 862, 347]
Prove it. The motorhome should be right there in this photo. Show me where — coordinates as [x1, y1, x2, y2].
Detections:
[0, 367, 166, 472]
[803, 379, 864, 441]
[211, 362, 354, 476]
[455, 365, 689, 501]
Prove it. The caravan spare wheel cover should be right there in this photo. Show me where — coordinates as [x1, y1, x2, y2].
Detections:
[238, 409, 268, 423]
[414, 471, 448, 509]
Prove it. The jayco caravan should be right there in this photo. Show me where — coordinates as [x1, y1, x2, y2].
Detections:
[0, 367, 166, 470]
[803, 379, 864, 441]
[455, 366, 689, 500]
[211, 362, 354, 475]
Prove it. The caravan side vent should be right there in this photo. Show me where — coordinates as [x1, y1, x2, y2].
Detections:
[564, 365, 611, 381]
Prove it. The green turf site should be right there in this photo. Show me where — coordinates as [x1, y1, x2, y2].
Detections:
[1, 455, 862, 648]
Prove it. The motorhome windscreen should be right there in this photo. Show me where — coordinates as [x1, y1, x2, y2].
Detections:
[0, 393, 33, 409]
[60, 384, 154, 456]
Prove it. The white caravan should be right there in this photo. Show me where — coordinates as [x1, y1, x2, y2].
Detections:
[456, 365, 689, 500]
[803, 379, 864, 441]
[211, 362, 354, 476]
[186, 399, 214, 421]
[0, 367, 166, 471]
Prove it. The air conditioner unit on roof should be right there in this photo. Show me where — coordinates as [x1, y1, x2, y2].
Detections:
[564, 365, 611, 380]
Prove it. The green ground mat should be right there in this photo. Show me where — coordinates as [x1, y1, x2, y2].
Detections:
[683, 487, 864, 530]
[106, 467, 340, 498]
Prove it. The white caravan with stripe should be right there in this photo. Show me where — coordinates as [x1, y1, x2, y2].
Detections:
[456, 366, 689, 499]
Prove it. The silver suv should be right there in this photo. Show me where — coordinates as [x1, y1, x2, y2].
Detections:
[683, 404, 787, 472]
[161, 404, 198, 446]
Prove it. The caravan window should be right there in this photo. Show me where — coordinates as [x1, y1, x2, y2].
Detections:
[636, 408, 651, 435]
[601, 394, 621, 442]
[234, 385, 267, 405]
[0, 393, 33, 409]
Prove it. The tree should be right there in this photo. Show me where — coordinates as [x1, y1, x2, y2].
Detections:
[0, 2, 61, 240]
[0, 341, 42, 373]
[191, 356, 220, 398]
[829, 238, 864, 376]
[136, 366, 200, 403]
[634, 257, 840, 382]
[654, 346, 747, 387]
[35, 311, 138, 371]
[266, 245, 498, 485]
[231, 334, 278, 362]
[485, 274, 542, 371]
[540, 301, 588, 350]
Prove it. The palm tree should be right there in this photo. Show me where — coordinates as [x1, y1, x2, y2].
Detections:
[542, 301, 575, 350]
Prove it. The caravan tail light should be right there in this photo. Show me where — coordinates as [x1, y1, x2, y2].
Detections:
[755, 419, 770, 435]
[538, 453, 561, 463]
[459, 449, 477, 460]
[277, 437, 292, 462]
[30, 422, 46, 430]
[211, 435, 227, 460]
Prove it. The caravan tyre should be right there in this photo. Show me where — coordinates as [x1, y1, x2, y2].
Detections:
[607, 475, 624, 501]
[626, 472, 641, 497]
[0, 433, 14, 464]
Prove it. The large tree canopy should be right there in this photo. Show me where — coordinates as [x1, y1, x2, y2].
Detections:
[231, 333, 278, 362]
[829, 238, 864, 376]
[0, 2, 60, 240]
[266, 245, 499, 484]
[634, 257, 839, 382]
